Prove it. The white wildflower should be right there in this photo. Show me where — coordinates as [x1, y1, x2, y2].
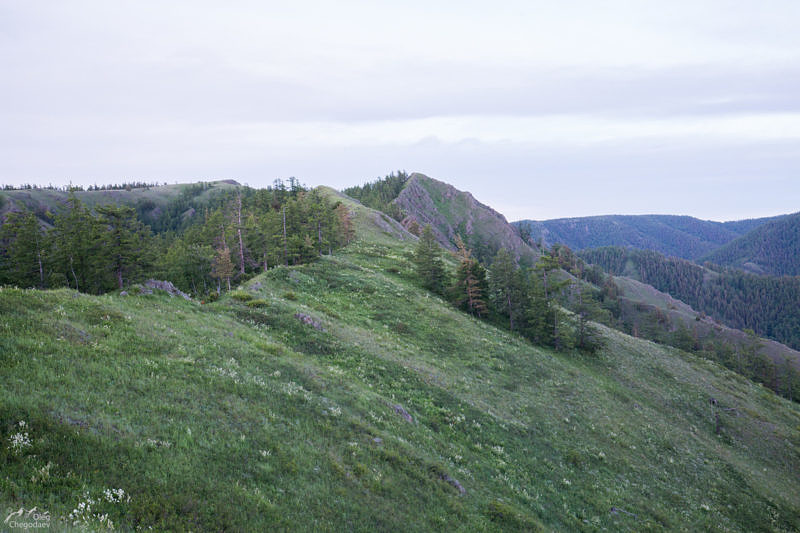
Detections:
[8, 431, 32, 454]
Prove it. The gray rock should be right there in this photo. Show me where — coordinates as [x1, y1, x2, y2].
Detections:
[294, 313, 325, 331]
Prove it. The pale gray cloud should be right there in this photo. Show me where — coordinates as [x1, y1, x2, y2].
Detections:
[1, 0, 799, 221]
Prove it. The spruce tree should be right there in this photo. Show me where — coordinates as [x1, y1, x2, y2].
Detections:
[211, 245, 234, 293]
[489, 248, 524, 331]
[95, 204, 152, 289]
[0, 211, 46, 288]
[451, 236, 488, 318]
[50, 192, 96, 292]
[413, 225, 447, 295]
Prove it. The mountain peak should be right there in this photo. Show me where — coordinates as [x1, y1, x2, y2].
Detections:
[393, 173, 538, 264]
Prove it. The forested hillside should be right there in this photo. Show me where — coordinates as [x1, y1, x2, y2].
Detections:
[2, 189, 799, 531]
[514, 214, 784, 260]
[0, 180, 353, 297]
[579, 246, 800, 350]
[702, 211, 800, 275]
[344, 174, 800, 401]
[0, 180, 241, 233]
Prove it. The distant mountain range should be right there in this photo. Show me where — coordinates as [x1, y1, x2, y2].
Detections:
[513, 214, 787, 260]
[702, 212, 800, 276]
[344, 172, 800, 370]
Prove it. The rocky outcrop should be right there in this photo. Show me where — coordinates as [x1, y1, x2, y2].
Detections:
[392, 173, 540, 263]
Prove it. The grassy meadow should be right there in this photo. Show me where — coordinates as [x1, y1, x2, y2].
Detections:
[1, 195, 799, 531]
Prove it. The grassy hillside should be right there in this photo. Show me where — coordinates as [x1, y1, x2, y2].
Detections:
[702, 212, 800, 276]
[391, 173, 540, 265]
[2, 197, 799, 531]
[514, 214, 785, 260]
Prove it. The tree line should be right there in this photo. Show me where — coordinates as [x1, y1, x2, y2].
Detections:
[413, 226, 604, 354]
[578, 246, 800, 350]
[413, 233, 799, 401]
[577, 246, 800, 402]
[342, 171, 409, 222]
[0, 180, 353, 298]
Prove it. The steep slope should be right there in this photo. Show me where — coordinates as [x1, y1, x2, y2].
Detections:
[514, 214, 785, 260]
[580, 246, 800, 350]
[2, 198, 800, 531]
[611, 275, 800, 372]
[391, 173, 540, 264]
[702, 211, 800, 275]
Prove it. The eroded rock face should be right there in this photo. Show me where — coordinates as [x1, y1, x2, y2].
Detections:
[143, 279, 192, 300]
[392, 173, 540, 263]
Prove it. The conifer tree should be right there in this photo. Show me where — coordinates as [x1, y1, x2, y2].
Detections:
[50, 192, 97, 292]
[489, 248, 524, 331]
[95, 204, 152, 289]
[451, 236, 488, 318]
[211, 245, 234, 293]
[335, 203, 354, 245]
[413, 225, 447, 295]
[0, 211, 46, 287]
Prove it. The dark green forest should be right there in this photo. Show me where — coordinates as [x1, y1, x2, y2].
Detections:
[579, 246, 800, 350]
[0, 180, 353, 298]
[702, 211, 800, 275]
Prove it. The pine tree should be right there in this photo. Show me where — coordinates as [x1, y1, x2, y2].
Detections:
[211, 245, 234, 293]
[489, 248, 525, 331]
[335, 203, 354, 245]
[527, 252, 570, 349]
[451, 236, 488, 318]
[413, 225, 447, 295]
[50, 192, 96, 292]
[95, 204, 152, 289]
[0, 211, 46, 287]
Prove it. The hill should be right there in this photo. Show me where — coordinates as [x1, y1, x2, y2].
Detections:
[0, 181, 241, 232]
[611, 275, 800, 373]
[579, 246, 800, 351]
[513, 214, 785, 260]
[702, 212, 800, 275]
[2, 192, 799, 531]
[389, 173, 540, 265]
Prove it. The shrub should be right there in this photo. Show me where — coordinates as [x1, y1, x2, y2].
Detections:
[231, 291, 253, 302]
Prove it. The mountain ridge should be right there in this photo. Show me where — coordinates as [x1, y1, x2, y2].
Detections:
[702, 211, 800, 275]
[514, 213, 788, 260]
[391, 173, 541, 264]
[2, 188, 799, 530]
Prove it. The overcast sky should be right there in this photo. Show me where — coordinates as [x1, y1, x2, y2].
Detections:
[1, 1, 799, 221]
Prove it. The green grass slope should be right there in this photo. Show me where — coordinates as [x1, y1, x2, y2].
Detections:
[1, 199, 799, 531]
